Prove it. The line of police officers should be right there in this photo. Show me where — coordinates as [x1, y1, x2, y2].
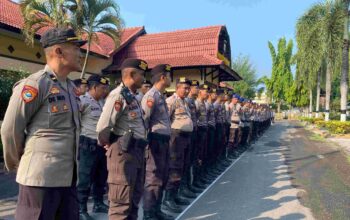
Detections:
[1, 28, 273, 220]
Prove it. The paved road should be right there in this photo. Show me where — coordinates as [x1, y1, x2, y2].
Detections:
[1, 121, 350, 220]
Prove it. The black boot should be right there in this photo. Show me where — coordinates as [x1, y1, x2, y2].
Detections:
[155, 192, 174, 220]
[79, 204, 93, 220]
[143, 209, 158, 220]
[174, 189, 190, 205]
[163, 190, 183, 213]
[92, 200, 109, 213]
[179, 186, 197, 199]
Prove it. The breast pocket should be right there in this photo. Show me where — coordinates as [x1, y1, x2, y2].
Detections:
[48, 102, 72, 128]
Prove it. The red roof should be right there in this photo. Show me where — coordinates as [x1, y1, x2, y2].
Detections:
[107, 25, 227, 69]
[0, 0, 142, 57]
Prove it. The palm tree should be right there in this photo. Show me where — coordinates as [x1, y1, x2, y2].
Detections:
[295, 0, 345, 121]
[69, 0, 124, 78]
[340, 0, 350, 121]
[20, 0, 72, 46]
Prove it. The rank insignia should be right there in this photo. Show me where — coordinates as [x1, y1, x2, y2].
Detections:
[21, 85, 38, 103]
[114, 100, 123, 112]
[129, 111, 137, 118]
[63, 103, 69, 111]
[51, 105, 59, 113]
[50, 87, 60, 94]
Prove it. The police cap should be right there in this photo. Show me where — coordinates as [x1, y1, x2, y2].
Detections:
[121, 58, 148, 71]
[73, 78, 88, 86]
[87, 75, 110, 85]
[190, 80, 199, 87]
[151, 64, 172, 76]
[199, 84, 209, 91]
[176, 77, 191, 85]
[40, 28, 87, 48]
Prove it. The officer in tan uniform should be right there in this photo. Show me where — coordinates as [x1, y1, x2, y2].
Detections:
[163, 77, 193, 213]
[78, 75, 110, 220]
[1, 28, 85, 219]
[141, 64, 173, 220]
[96, 58, 148, 220]
[228, 94, 241, 157]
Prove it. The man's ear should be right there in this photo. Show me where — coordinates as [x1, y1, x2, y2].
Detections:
[55, 46, 63, 57]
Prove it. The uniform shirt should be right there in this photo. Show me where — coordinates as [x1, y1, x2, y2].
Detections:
[96, 84, 146, 146]
[221, 103, 227, 124]
[80, 92, 103, 140]
[225, 101, 232, 124]
[195, 99, 208, 127]
[135, 92, 144, 103]
[141, 87, 171, 136]
[206, 101, 216, 128]
[185, 97, 197, 128]
[213, 100, 224, 124]
[230, 103, 241, 128]
[1, 65, 80, 187]
[167, 93, 193, 132]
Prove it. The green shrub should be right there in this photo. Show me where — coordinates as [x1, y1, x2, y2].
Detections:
[0, 68, 30, 119]
[315, 121, 350, 134]
[299, 117, 323, 124]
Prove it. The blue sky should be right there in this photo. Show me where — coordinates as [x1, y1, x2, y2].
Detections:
[116, 0, 320, 78]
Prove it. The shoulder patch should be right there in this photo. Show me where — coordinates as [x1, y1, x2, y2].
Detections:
[146, 96, 155, 108]
[114, 100, 123, 112]
[21, 85, 38, 103]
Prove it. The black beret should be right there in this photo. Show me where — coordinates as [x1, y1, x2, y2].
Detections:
[216, 88, 225, 95]
[120, 58, 148, 71]
[190, 80, 199, 86]
[73, 78, 88, 86]
[87, 75, 109, 85]
[199, 84, 209, 90]
[40, 28, 87, 48]
[176, 77, 191, 85]
[151, 64, 172, 76]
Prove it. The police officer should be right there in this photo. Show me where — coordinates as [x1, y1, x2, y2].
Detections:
[78, 75, 110, 220]
[213, 89, 226, 170]
[136, 80, 152, 102]
[239, 99, 250, 148]
[141, 64, 173, 220]
[163, 77, 193, 213]
[229, 94, 241, 157]
[1, 28, 85, 219]
[73, 78, 88, 96]
[194, 84, 213, 186]
[185, 80, 204, 192]
[96, 58, 149, 220]
[206, 88, 220, 175]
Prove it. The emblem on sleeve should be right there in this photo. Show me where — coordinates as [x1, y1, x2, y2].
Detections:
[21, 85, 38, 103]
[63, 103, 69, 111]
[146, 97, 154, 108]
[114, 100, 123, 112]
[51, 105, 59, 113]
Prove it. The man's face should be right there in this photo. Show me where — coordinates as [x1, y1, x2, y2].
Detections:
[177, 83, 190, 98]
[60, 43, 82, 72]
[190, 86, 199, 96]
[141, 84, 151, 94]
[199, 90, 208, 100]
[132, 69, 145, 89]
[232, 98, 238, 104]
[210, 93, 218, 100]
[94, 84, 109, 100]
[163, 73, 172, 88]
[79, 84, 88, 95]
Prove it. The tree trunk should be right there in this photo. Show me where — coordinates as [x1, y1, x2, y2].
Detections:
[316, 69, 321, 118]
[277, 102, 281, 114]
[309, 88, 313, 118]
[340, 1, 349, 122]
[80, 35, 91, 79]
[325, 61, 332, 121]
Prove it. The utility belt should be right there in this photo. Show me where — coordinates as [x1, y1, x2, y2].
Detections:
[171, 129, 192, 138]
[110, 132, 148, 152]
[241, 120, 251, 123]
[208, 124, 216, 129]
[231, 120, 240, 125]
[197, 126, 208, 132]
[79, 135, 99, 151]
[148, 132, 170, 142]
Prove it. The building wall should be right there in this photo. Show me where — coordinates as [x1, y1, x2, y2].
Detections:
[0, 31, 111, 77]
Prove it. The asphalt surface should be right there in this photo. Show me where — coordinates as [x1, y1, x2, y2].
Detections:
[1, 121, 350, 220]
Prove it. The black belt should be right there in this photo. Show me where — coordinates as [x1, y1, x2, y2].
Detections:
[110, 133, 148, 149]
[79, 135, 99, 151]
[148, 132, 170, 142]
[197, 126, 208, 132]
[171, 129, 192, 137]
